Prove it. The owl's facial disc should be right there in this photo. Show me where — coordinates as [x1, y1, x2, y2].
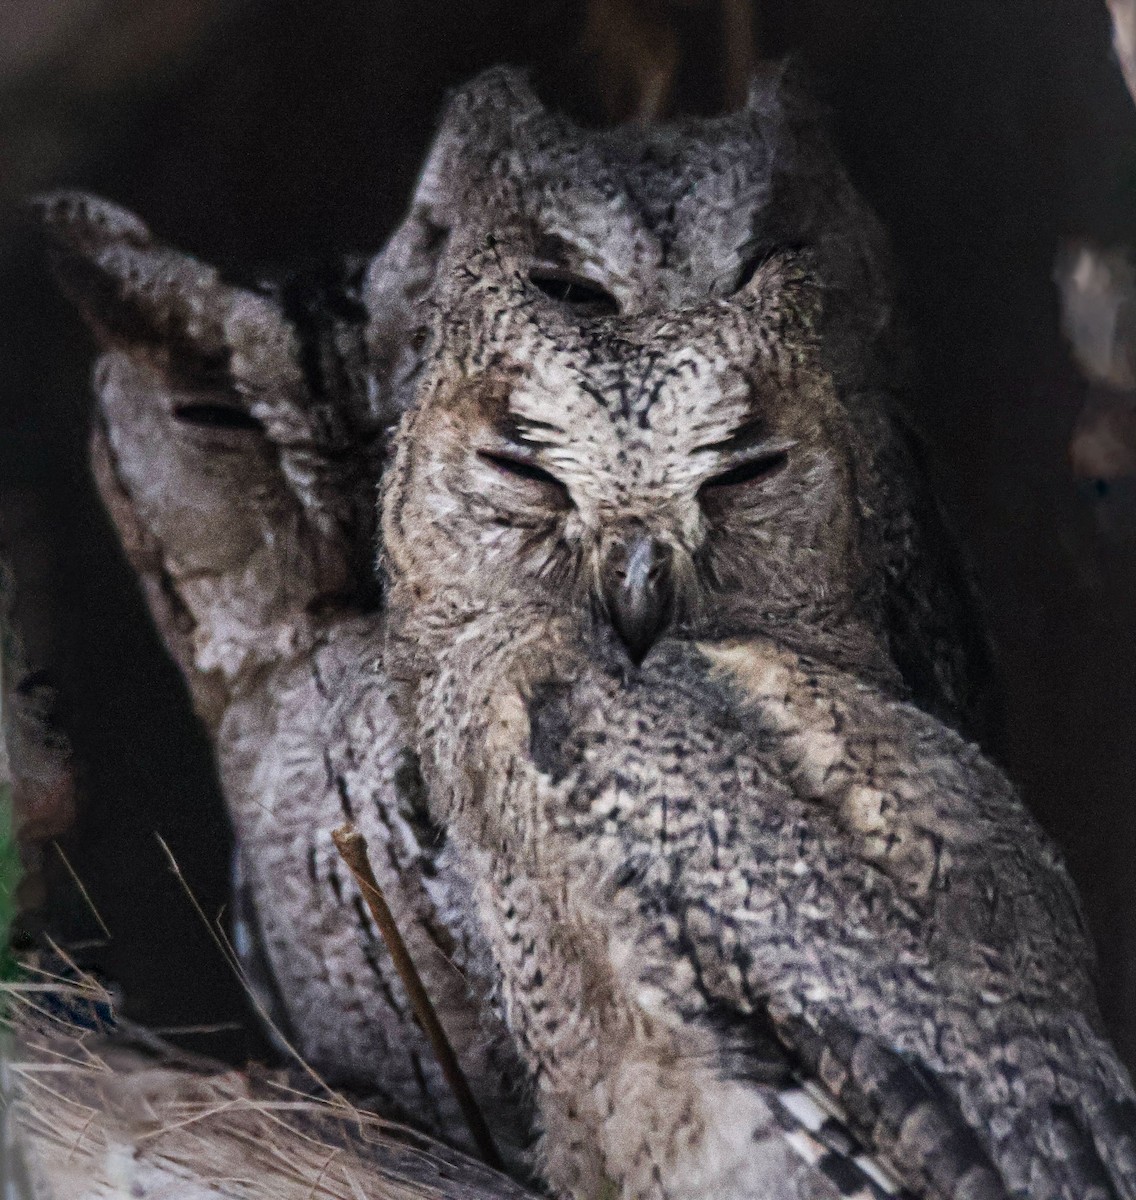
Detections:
[386, 238, 860, 663]
[451, 374, 831, 660]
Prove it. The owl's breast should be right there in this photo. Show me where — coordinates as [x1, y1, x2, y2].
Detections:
[423, 626, 1128, 1196]
[487, 634, 1091, 1006]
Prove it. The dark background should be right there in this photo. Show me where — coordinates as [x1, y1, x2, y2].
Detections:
[3, 0, 1136, 1066]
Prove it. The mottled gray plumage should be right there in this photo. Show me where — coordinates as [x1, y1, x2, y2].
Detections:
[382, 68, 1136, 1200]
[35, 190, 534, 1164]
[384, 65, 994, 745]
[40, 61, 1059, 1198]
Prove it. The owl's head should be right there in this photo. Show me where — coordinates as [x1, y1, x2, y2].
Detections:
[380, 68, 903, 671]
[383, 246, 869, 665]
[381, 68, 997, 743]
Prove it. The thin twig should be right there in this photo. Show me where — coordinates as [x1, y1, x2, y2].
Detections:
[149, 1021, 244, 1035]
[330, 822, 503, 1171]
[51, 841, 112, 939]
[304, 1146, 339, 1200]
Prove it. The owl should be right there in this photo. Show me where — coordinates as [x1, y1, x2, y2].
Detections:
[381, 69, 1136, 1198]
[44, 63, 1001, 1187]
[380, 63, 996, 748]
[35, 189, 534, 1163]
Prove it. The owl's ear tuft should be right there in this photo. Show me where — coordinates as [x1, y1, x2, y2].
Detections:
[741, 57, 818, 120]
[737, 246, 824, 336]
[412, 67, 550, 214]
[31, 190, 297, 396]
[31, 191, 152, 255]
[447, 66, 546, 132]
[363, 68, 553, 421]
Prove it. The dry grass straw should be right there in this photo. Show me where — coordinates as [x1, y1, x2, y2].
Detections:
[0, 834, 533, 1200]
[1, 961, 533, 1200]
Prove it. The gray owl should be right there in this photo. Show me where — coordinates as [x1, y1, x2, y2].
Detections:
[35, 191, 534, 1162]
[381, 69, 1136, 1199]
[44, 63, 1008, 1191]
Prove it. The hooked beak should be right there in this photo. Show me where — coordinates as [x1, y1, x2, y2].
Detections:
[602, 532, 675, 664]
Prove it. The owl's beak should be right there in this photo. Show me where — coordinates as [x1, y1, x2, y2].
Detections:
[603, 532, 675, 664]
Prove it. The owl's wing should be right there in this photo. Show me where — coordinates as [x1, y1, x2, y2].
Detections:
[763, 1077, 917, 1200]
[853, 398, 1000, 750]
[768, 1012, 1007, 1200]
[768, 1008, 1136, 1200]
[695, 1004, 943, 1199]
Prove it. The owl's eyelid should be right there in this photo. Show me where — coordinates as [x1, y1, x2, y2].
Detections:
[528, 260, 599, 284]
[527, 265, 619, 314]
[172, 401, 265, 434]
[696, 434, 797, 460]
[699, 444, 793, 493]
[477, 447, 572, 499]
[729, 242, 809, 295]
[725, 436, 797, 460]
